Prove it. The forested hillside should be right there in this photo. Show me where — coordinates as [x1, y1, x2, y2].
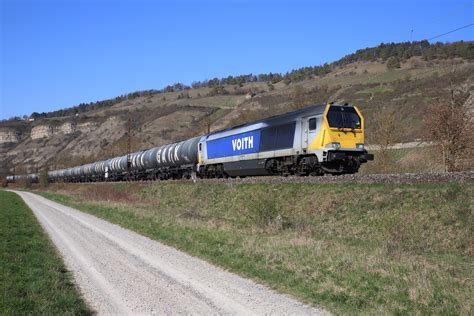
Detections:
[1, 40, 473, 176]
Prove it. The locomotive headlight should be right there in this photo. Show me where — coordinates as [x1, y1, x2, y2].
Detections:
[326, 142, 341, 149]
[356, 143, 364, 149]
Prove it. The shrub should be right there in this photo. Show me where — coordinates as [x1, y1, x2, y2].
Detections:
[40, 169, 49, 188]
[386, 56, 401, 69]
[249, 195, 291, 231]
[17, 177, 32, 189]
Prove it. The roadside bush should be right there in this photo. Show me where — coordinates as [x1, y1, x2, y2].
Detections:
[17, 177, 32, 189]
[40, 169, 49, 188]
[250, 195, 291, 231]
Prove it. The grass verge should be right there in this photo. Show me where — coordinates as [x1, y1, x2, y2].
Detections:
[0, 191, 91, 315]
[36, 182, 473, 315]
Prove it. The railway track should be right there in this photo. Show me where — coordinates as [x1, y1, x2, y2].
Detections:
[195, 171, 474, 184]
[56, 171, 474, 186]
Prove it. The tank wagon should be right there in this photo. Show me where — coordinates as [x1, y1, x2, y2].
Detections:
[5, 173, 39, 183]
[8, 103, 373, 183]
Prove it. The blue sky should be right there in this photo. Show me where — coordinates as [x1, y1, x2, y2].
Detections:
[1, 0, 472, 119]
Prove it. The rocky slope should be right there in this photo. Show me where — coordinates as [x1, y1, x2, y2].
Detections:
[1, 57, 473, 176]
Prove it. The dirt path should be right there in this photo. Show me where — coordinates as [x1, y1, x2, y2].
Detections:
[12, 191, 327, 315]
[365, 141, 433, 151]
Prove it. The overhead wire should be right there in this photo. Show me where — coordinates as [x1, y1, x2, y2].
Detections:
[427, 23, 473, 41]
[410, 23, 473, 80]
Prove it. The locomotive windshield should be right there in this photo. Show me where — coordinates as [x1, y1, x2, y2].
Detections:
[327, 106, 361, 129]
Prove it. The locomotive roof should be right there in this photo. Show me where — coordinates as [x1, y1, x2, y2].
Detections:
[207, 103, 328, 137]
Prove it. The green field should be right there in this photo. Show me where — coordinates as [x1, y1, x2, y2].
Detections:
[37, 182, 473, 315]
[0, 191, 91, 315]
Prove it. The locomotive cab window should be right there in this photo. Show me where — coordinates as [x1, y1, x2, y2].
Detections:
[327, 106, 361, 129]
[308, 118, 317, 131]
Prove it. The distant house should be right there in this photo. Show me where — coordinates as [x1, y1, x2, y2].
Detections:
[245, 91, 256, 100]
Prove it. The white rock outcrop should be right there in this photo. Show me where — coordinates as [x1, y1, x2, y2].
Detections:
[0, 129, 22, 143]
[31, 125, 55, 139]
[30, 121, 85, 139]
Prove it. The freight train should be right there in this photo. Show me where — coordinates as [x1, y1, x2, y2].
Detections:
[6, 103, 373, 183]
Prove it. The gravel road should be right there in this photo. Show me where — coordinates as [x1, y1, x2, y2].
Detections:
[12, 190, 327, 315]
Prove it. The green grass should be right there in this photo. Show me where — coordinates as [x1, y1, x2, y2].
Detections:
[356, 85, 394, 95]
[37, 182, 473, 315]
[184, 95, 245, 108]
[366, 69, 413, 84]
[0, 191, 91, 315]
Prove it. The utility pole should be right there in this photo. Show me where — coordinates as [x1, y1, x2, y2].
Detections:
[127, 118, 132, 180]
[127, 118, 132, 160]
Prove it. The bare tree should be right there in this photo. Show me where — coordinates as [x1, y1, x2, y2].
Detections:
[371, 107, 404, 173]
[425, 80, 472, 172]
[201, 115, 213, 134]
[291, 85, 307, 110]
[39, 168, 49, 188]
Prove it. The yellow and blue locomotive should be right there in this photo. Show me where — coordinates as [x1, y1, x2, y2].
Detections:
[198, 103, 373, 177]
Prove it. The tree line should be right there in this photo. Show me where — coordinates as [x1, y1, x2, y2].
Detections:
[188, 41, 472, 89]
[2, 40, 471, 123]
[335, 40, 473, 66]
[28, 89, 162, 120]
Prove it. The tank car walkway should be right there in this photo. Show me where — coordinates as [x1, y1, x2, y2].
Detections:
[11, 190, 327, 315]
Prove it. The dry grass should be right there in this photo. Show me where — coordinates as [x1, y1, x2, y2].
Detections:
[45, 182, 144, 203]
[360, 146, 445, 174]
